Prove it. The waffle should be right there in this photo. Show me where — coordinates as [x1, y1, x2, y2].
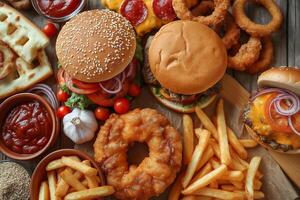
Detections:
[0, 50, 53, 99]
[0, 41, 17, 80]
[0, 2, 49, 63]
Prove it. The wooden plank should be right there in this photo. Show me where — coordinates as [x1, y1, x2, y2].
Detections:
[287, 0, 300, 66]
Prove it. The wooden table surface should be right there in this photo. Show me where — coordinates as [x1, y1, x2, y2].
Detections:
[1, 0, 300, 198]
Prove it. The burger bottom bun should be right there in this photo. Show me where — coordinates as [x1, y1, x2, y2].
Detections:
[149, 86, 217, 113]
[245, 124, 300, 154]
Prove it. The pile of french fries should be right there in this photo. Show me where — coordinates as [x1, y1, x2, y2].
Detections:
[38, 155, 115, 200]
[169, 99, 262, 200]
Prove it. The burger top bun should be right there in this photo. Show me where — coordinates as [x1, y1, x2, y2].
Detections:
[148, 20, 227, 95]
[258, 67, 300, 96]
[56, 9, 136, 83]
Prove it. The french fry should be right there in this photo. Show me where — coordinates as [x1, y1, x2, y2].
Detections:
[209, 139, 221, 159]
[168, 172, 184, 200]
[183, 114, 194, 165]
[234, 190, 265, 199]
[82, 160, 99, 188]
[182, 129, 211, 188]
[227, 127, 248, 159]
[196, 145, 214, 171]
[46, 156, 80, 171]
[230, 181, 243, 190]
[253, 179, 262, 190]
[220, 185, 238, 191]
[245, 157, 262, 200]
[64, 186, 115, 200]
[193, 187, 244, 200]
[219, 171, 244, 182]
[182, 196, 213, 200]
[56, 177, 69, 197]
[38, 181, 50, 200]
[216, 99, 231, 166]
[209, 180, 218, 189]
[210, 157, 220, 169]
[182, 164, 227, 195]
[82, 179, 89, 187]
[195, 106, 219, 141]
[191, 162, 212, 184]
[60, 168, 87, 191]
[47, 171, 61, 200]
[61, 156, 98, 176]
[239, 139, 258, 148]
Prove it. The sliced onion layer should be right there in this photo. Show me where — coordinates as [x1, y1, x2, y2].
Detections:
[99, 77, 122, 94]
[28, 84, 59, 109]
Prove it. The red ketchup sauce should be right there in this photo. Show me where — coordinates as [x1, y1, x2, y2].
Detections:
[1, 101, 52, 154]
[37, 0, 81, 18]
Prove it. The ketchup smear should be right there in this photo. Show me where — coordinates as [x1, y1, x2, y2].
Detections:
[1, 101, 52, 154]
[37, 0, 81, 18]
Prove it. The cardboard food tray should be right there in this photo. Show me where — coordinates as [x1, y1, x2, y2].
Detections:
[76, 74, 299, 199]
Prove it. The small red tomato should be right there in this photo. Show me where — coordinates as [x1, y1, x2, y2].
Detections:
[114, 98, 130, 114]
[57, 89, 69, 102]
[43, 23, 58, 38]
[128, 83, 141, 97]
[57, 106, 71, 119]
[94, 107, 110, 121]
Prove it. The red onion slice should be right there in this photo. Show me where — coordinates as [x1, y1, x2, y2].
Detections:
[288, 116, 300, 136]
[99, 77, 122, 94]
[28, 84, 59, 109]
[250, 88, 287, 101]
[273, 94, 299, 116]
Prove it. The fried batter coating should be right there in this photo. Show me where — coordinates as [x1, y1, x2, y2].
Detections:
[94, 108, 182, 200]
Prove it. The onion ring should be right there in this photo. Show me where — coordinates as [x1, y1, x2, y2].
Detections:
[191, 0, 214, 16]
[246, 36, 274, 74]
[232, 0, 283, 37]
[228, 36, 262, 71]
[215, 12, 241, 49]
[172, 0, 230, 26]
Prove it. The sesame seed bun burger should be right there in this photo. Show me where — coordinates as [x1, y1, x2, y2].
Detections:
[143, 20, 227, 113]
[244, 67, 300, 153]
[56, 9, 142, 109]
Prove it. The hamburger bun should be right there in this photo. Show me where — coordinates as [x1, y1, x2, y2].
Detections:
[148, 20, 227, 95]
[56, 9, 136, 83]
[258, 67, 300, 96]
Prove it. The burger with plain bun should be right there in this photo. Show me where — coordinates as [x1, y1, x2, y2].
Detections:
[244, 67, 300, 153]
[143, 20, 227, 113]
[56, 9, 142, 109]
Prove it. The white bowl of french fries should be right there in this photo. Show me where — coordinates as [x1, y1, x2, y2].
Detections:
[30, 149, 115, 200]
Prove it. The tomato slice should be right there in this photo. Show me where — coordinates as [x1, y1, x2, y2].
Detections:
[72, 79, 100, 89]
[120, 0, 148, 26]
[264, 93, 292, 133]
[87, 80, 129, 107]
[291, 112, 300, 132]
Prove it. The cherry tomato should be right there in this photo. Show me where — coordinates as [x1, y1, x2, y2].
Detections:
[114, 98, 130, 114]
[57, 89, 69, 102]
[128, 83, 141, 97]
[57, 106, 71, 119]
[264, 93, 292, 133]
[95, 107, 110, 121]
[43, 23, 58, 38]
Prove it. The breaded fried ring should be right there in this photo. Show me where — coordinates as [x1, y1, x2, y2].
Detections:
[191, 0, 214, 16]
[172, 0, 230, 26]
[215, 13, 241, 49]
[246, 36, 273, 74]
[94, 108, 182, 200]
[232, 0, 283, 37]
[228, 37, 262, 71]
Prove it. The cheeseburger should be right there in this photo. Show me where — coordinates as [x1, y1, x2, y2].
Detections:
[56, 9, 140, 109]
[143, 20, 227, 113]
[244, 67, 300, 153]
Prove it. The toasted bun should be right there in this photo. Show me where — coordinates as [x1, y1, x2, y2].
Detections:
[258, 67, 300, 96]
[149, 86, 217, 113]
[56, 9, 136, 83]
[148, 20, 227, 95]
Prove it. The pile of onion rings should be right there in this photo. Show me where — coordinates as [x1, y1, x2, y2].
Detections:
[172, 0, 282, 74]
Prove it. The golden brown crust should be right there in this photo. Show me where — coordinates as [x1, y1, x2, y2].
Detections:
[258, 67, 300, 96]
[56, 9, 136, 83]
[94, 108, 182, 200]
[148, 20, 227, 95]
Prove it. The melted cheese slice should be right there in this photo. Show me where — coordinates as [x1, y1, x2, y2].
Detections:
[248, 94, 300, 149]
